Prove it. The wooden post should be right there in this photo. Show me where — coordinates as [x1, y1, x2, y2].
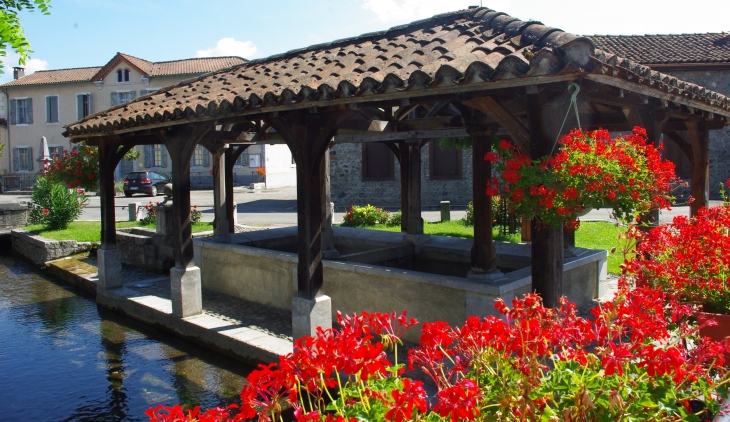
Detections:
[468, 128, 498, 275]
[399, 142, 410, 233]
[209, 145, 229, 237]
[98, 140, 118, 250]
[406, 141, 423, 236]
[226, 145, 251, 232]
[687, 119, 710, 217]
[527, 89, 564, 308]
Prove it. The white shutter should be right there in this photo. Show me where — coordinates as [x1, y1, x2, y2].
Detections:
[110, 92, 119, 106]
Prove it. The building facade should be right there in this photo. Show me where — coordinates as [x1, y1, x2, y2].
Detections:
[0, 53, 297, 189]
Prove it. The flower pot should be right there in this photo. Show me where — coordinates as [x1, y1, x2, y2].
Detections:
[697, 312, 730, 361]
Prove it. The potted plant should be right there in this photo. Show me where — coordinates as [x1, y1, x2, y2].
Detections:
[627, 202, 730, 346]
[486, 127, 678, 228]
[147, 290, 729, 421]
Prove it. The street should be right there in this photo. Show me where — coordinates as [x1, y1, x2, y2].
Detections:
[1, 187, 718, 227]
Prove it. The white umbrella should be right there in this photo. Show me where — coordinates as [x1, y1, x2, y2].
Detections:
[37, 136, 51, 172]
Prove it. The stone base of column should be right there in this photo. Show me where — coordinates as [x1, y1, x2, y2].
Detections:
[466, 268, 506, 282]
[322, 249, 340, 259]
[232, 202, 238, 226]
[403, 233, 430, 254]
[170, 266, 202, 318]
[564, 247, 590, 258]
[292, 295, 332, 339]
[98, 248, 123, 290]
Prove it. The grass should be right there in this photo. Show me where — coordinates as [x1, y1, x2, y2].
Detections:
[24, 221, 215, 243]
[361, 220, 627, 274]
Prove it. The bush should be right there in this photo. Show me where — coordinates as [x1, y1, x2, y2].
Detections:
[386, 210, 401, 227]
[114, 180, 125, 195]
[190, 205, 202, 224]
[44, 143, 100, 191]
[341, 204, 389, 227]
[139, 201, 157, 225]
[28, 177, 88, 230]
[463, 201, 474, 226]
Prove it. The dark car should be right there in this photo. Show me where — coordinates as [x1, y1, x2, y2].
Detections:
[123, 171, 171, 197]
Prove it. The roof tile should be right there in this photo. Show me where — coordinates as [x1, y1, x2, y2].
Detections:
[590, 33, 730, 65]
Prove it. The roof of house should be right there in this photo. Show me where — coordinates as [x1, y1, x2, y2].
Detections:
[2, 54, 247, 87]
[64, 8, 730, 137]
[589, 33, 730, 65]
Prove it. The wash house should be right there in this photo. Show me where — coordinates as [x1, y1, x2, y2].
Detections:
[64, 8, 730, 338]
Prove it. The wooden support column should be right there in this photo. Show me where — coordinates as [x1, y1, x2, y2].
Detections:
[687, 119, 710, 216]
[405, 139, 424, 236]
[385, 141, 409, 233]
[527, 89, 564, 308]
[207, 145, 229, 238]
[163, 124, 210, 318]
[468, 127, 500, 278]
[225, 145, 250, 232]
[98, 139, 132, 290]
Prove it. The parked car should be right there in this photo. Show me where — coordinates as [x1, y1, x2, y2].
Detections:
[123, 171, 171, 197]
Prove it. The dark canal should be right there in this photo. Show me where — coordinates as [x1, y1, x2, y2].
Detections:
[0, 249, 253, 421]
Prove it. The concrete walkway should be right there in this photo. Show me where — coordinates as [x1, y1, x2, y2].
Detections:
[48, 254, 293, 364]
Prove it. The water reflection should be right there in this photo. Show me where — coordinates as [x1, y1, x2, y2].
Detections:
[0, 252, 253, 421]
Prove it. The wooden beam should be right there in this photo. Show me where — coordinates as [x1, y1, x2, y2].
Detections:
[686, 119, 710, 216]
[463, 96, 531, 152]
[333, 128, 469, 144]
[468, 126, 498, 273]
[98, 138, 122, 250]
[663, 131, 694, 163]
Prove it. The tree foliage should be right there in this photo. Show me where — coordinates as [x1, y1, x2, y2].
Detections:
[0, 0, 51, 73]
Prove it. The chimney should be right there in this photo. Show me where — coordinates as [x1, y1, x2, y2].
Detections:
[13, 67, 25, 80]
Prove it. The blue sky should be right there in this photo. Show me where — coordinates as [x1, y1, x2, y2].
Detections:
[1, 0, 728, 84]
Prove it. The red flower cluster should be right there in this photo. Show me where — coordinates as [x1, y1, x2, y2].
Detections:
[44, 144, 100, 191]
[487, 127, 679, 228]
[147, 290, 729, 421]
[627, 204, 730, 314]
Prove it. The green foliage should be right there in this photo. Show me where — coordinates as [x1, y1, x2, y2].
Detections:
[28, 176, 87, 230]
[44, 143, 99, 191]
[0, 0, 51, 74]
[24, 221, 214, 242]
[341, 204, 390, 227]
[462, 197, 508, 227]
[123, 148, 141, 161]
[0, 142, 5, 159]
[385, 210, 401, 227]
[190, 205, 202, 224]
[438, 136, 472, 150]
[114, 180, 125, 194]
[139, 201, 157, 225]
[463, 201, 474, 226]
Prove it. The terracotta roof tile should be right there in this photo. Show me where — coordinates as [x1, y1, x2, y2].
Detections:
[2, 67, 102, 86]
[150, 57, 247, 76]
[590, 33, 730, 65]
[64, 8, 730, 137]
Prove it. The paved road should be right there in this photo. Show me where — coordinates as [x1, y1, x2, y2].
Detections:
[2, 187, 720, 227]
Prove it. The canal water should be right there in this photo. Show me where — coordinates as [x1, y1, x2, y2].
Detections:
[0, 250, 254, 421]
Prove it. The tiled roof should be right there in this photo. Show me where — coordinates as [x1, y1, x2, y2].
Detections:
[3, 54, 246, 87]
[590, 33, 730, 65]
[65, 8, 730, 137]
[2, 67, 102, 86]
[150, 57, 247, 77]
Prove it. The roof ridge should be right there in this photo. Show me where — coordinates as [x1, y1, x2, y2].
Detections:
[152, 56, 246, 65]
[590, 33, 730, 37]
[24, 65, 103, 73]
[117, 52, 153, 64]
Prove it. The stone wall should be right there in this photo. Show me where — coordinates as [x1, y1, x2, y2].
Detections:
[330, 142, 474, 209]
[0, 202, 27, 230]
[661, 68, 730, 197]
[11, 229, 93, 266]
[116, 227, 175, 272]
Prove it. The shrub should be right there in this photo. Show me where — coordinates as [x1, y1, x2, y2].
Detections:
[341, 204, 389, 227]
[28, 177, 87, 230]
[190, 205, 202, 224]
[114, 180, 125, 195]
[462, 197, 504, 227]
[386, 210, 401, 227]
[139, 201, 157, 225]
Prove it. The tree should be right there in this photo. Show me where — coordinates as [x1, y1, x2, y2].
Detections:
[0, 0, 51, 74]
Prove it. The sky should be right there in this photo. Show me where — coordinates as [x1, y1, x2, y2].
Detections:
[1, 0, 728, 84]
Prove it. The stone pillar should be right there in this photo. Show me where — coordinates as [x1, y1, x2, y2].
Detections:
[128, 202, 140, 222]
[321, 149, 339, 259]
[154, 204, 175, 236]
[292, 295, 332, 339]
[440, 201, 450, 222]
[211, 146, 230, 240]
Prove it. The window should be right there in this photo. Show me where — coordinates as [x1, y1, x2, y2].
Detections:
[362, 143, 394, 181]
[9, 98, 33, 125]
[77, 93, 91, 119]
[191, 146, 209, 167]
[12, 147, 33, 171]
[235, 150, 249, 167]
[140, 88, 159, 96]
[116, 69, 130, 83]
[249, 154, 261, 168]
[153, 144, 164, 167]
[46, 95, 59, 123]
[49, 145, 63, 159]
[111, 91, 136, 106]
[429, 141, 462, 180]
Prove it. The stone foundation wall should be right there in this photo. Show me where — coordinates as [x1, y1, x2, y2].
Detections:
[117, 227, 175, 272]
[11, 229, 93, 266]
[0, 202, 27, 230]
[330, 143, 474, 208]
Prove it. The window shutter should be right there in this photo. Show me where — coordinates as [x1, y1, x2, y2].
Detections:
[46, 97, 51, 123]
[160, 145, 167, 168]
[128, 91, 136, 101]
[77, 94, 84, 120]
[143, 145, 152, 168]
[25, 98, 32, 124]
[12, 148, 19, 171]
[28, 148, 33, 171]
[110, 92, 119, 106]
[203, 148, 210, 167]
[140, 89, 147, 96]
[9, 99, 16, 125]
[87, 93, 91, 115]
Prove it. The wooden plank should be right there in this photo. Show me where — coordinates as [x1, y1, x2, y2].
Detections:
[333, 128, 469, 144]
[224, 148, 236, 233]
[98, 139, 119, 249]
[208, 146, 228, 237]
[686, 119, 710, 217]
[464, 96, 531, 152]
[663, 131, 694, 162]
[406, 143, 424, 235]
[469, 130, 498, 273]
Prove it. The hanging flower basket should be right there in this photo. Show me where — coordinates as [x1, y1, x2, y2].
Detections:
[486, 127, 679, 228]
